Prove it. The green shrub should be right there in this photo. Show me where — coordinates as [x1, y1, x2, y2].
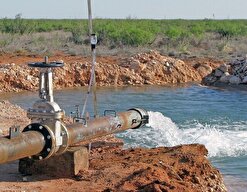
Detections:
[94, 20, 156, 46]
[189, 24, 204, 37]
[1, 17, 32, 34]
[216, 22, 246, 38]
[70, 25, 85, 44]
[165, 26, 190, 40]
[1, 18, 247, 47]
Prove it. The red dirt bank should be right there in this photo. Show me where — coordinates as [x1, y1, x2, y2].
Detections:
[85, 143, 226, 192]
[0, 51, 223, 92]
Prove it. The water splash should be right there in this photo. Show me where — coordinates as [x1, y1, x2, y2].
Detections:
[118, 111, 247, 157]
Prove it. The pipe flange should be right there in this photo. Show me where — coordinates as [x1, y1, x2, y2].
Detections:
[128, 108, 149, 129]
[23, 123, 55, 160]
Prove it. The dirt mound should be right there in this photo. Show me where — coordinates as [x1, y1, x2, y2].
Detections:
[83, 144, 226, 192]
[119, 50, 202, 85]
[0, 51, 222, 92]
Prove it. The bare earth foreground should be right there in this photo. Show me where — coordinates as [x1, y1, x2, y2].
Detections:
[0, 52, 228, 191]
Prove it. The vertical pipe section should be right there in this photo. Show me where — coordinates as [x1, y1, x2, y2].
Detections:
[39, 71, 46, 100]
[87, 0, 93, 35]
[46, 68, 54, 102]
[87, 0, 98, 117]
[0, 131, 45, 164]
[92, 48, 98, 117]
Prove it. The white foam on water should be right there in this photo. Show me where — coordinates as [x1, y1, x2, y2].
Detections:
[224, 175, 247, 192]
[118, 111, 247, 157]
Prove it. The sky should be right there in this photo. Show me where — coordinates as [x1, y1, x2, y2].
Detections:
[0, 0, 246, 20]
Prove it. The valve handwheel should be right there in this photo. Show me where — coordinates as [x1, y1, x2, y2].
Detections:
[28, 56, 64, 68]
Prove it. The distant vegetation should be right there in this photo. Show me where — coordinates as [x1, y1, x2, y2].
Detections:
[1, 17, 247, 59]
[1, 17, 247, 47]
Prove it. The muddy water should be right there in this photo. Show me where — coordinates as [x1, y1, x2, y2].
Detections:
[1, 84, 247, 191]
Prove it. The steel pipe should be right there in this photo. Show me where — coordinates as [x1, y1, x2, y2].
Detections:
[67, 109, 147, 145]
[0, 131, 45, 164]
[0, 109, 148, 164]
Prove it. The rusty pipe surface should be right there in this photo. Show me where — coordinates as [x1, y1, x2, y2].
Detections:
[0, 109, 148, 164]
[67, 109, 147, 145]
[0, 131, 45, 164]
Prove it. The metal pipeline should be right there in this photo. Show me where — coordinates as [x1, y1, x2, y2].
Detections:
[0, 108, 148, 164]
[67, 108, 148, 145]
[0, 131, 45, 164]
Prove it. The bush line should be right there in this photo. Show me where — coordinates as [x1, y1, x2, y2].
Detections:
[1, 18, 247, 46]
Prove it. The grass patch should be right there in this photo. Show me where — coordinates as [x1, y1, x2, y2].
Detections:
[1, 18, 247, 58]
[1, 18, 247, 46]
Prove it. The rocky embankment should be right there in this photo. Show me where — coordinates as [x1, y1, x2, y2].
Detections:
[203, 56, 247, 86]
[0, 101, 227, 192]
[0, 51, 222, 92]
